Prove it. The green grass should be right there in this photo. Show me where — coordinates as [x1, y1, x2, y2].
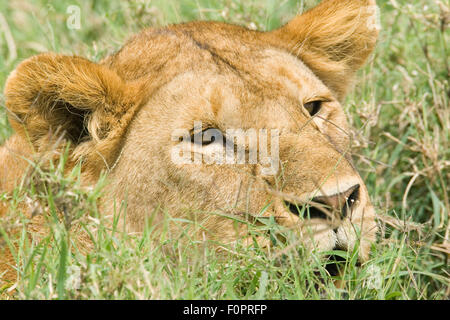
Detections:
[0, 0, 449, 299]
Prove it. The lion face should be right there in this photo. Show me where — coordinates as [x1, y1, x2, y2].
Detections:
[1, 0, 379, 261]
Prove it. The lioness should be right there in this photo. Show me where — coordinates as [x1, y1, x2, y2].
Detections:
[1, 0, 379, 283]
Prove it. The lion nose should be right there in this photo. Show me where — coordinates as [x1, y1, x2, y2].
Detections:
[286, 184, 360, 220]
[312, 184, 360, 218]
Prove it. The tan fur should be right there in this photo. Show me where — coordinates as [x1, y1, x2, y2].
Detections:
[265, 0, 379, 100]
[1, 0, 379, 286]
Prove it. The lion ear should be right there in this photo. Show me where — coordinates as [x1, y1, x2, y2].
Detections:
[266, 0, 380, 100]
[4, 53, 142, 169]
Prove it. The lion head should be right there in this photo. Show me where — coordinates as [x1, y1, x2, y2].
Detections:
[1, 0, 379, 261]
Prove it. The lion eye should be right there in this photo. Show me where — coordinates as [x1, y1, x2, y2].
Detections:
[304, 101, 322, 117]
[190, 128, 224, 146]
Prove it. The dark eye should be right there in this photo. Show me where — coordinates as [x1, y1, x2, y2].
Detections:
[304, 101, 322, 117]
[190, 128, 224, 146]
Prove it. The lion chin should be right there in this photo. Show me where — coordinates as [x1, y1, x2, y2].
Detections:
[1, 0, 380, 283]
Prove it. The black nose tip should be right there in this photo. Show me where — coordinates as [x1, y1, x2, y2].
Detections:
[285, 184, 360, 220]
[339, 184, 360, 218]
[286, 201, 329, 220]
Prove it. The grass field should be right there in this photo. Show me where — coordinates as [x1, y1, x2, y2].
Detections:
[0, 0, 449, 299]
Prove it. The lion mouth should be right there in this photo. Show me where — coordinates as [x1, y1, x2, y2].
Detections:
[325, 254, 347, 277]
[325, 252, 361, 277]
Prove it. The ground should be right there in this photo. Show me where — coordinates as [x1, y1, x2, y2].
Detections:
[0, 0, 448, 299]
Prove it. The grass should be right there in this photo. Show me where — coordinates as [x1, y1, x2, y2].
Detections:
[0, 0, 449, 299]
